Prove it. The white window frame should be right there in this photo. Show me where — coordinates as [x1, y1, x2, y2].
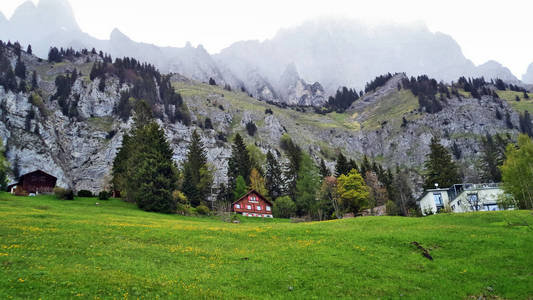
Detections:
[257, 205, 262, 211]
[266, 206, 271, 211]
[235, 204, 241, 209]
[246, 205, 252, 210]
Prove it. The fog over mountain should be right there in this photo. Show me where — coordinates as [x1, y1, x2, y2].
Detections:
[522, 63, 533, 84]
[0, 0, 525, 105]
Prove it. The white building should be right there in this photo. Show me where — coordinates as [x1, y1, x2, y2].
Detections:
[418, 183, 513, 215]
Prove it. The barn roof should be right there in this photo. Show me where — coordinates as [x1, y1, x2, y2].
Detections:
[232, 189, 273, 206]
[19, 170, 57, 181]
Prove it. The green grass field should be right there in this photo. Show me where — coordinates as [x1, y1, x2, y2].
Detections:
[1, 193, 532, 299]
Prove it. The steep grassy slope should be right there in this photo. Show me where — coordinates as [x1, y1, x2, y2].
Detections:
[1, 193, 532, 299]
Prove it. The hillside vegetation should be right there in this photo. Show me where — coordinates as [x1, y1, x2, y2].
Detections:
[0, 193, 532, 299]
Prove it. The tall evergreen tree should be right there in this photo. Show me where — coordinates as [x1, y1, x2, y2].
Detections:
[0, 139, 7, 190]
[423, 137, 461, 188]
[319, 158, 331, 178]
[480, 134, 503, 182]
[265, 151, 284, 200]
[15, 58, 26, 80]
[280, 134, 302, 200]
[519, 111, 533, 137]
[31, 70, 38, 89]
[26, 45, 32, 55]
[233, 175, 248, 200]
[112, 101, 179, 213]
[182, 130, 212, 206]
[294, 153, 321, 216]
[335, 153, 351, 176]
[227, 133, 252, 189]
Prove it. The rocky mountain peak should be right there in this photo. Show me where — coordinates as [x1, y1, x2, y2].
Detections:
[110, 28, 131, 42]
[522, 62, 533, 84]
[475, 60, 518, 83]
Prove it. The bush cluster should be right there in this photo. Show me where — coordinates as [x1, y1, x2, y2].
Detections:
[54, 187, 74, 200]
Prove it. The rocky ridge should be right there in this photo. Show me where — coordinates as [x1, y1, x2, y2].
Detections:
[0, 48, 523, 196]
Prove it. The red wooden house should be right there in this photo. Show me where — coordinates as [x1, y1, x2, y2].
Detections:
[232, 190, 273, 218]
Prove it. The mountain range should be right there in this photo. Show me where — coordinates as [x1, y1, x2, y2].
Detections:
[1, 0, 532, 107]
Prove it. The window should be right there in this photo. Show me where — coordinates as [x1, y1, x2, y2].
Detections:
[246, 205, 252, 210]
[451, 205, 455, 210]
[266, 206, 271, 211]
[458, 200, 462, 206]
[235, 204, 241, 209]
[483, 204, 499, 211]
[250, 196, 258, 203]
[256, 206, 261, 211]
[433, 193, 444, 210]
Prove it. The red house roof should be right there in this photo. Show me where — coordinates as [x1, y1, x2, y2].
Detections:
[232, 189, 272, 206]
[232, 190, 273, 217]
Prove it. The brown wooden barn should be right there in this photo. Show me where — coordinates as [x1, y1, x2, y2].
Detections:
[232, 190, 273, 218]
[8, 170, 57, 194]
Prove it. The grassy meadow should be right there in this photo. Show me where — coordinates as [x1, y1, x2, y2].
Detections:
[0, 193, 532, 299]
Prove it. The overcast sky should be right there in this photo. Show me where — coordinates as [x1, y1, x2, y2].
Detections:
[2, 0, 533, 77]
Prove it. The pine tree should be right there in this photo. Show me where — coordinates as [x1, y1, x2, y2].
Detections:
[26, 45, 32, 55]
[0, 139, 7, 190]
[227, 133, 252, 189]
[233, 175, 248, 200]
[182, 130, 212, 206]
[480, 134, 503, 182]
[319, 158, 330, 178]
[423, 137, 461, 188]
[15, 58, 26, 79]
[519, 111, 533, 137]
[4, 66, 17, 91]
[112, 101, 179, 213]
[265, 151, 283, 200]
[294, 153, 321, 216]
[335, 153, 351, 176]
[31, 71, 38, 89]
[280, 134, 302, 200]
[128, 122, 179, 213]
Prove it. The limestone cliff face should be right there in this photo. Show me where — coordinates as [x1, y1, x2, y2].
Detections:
[0, 49, 523, 195]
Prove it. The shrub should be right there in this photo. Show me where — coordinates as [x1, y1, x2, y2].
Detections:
[176, 203, 195, 215]
[77, 190, 93, 197]
[246, 121, 257, 136]
[172, 190, 188, 204]
[54, 187, 74, 200]
[273, 196, 296, 218]
[196, 204, 210, 215]
[98, 191, 110, 200]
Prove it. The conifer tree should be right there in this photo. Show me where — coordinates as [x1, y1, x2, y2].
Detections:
[4, 66, 17, 91]
[265, 151, 283, 200]
[233, 175, 248, 200]
[423, 137, 461, 188]
[31, 70, 38, 89]
[26, 45, 32, 55]
[182, 130, 212, 206]
[15, 58, 26, 79]
[335, 153, 351, 176]
[227, 133, 252, 189]
[294, 153, 321, 216]
[319, 158, 330, 178]
[0, 139, 7, 190]
[280, 134, 301, 199]
[112, 101, 179, 213]
[480, 134, 503, 182]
